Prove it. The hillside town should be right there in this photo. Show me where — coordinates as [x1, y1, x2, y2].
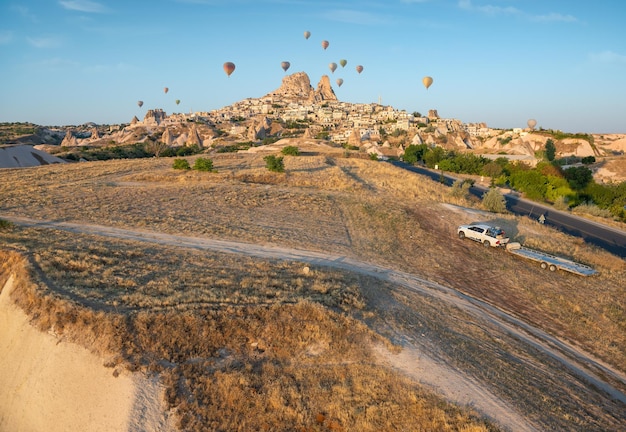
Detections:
[3, 72, 626, 182]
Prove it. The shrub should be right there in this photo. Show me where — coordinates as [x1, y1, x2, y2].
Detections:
[173, 159, 190, 170]
[368, 153, 379, 161]
[0, 218, 13, 230]
[193, 157, 214, 172]
[482, 188, 507, 213]
[450, 179, 471, 199]
[281, 146, 300, 156]
[263, 155, 285, 173]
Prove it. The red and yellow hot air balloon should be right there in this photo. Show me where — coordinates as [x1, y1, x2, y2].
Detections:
[356, 65, 364, 74]
[422, 76, 433, 90]
[223, 62, 236, 77]
[321, 40, 329, 50]
[281, 61, 290, 72]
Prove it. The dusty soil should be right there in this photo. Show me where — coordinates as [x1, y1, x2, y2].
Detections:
[3, 214, 626, 431]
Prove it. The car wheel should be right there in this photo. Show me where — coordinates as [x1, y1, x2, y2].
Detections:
[540, 262, 548, 270]
[483, 240, 491, 247]
[549, 264, 557, 272]
[458, 231, 465, 240]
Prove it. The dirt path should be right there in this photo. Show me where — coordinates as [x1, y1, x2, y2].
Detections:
[3, 214, 626, 431]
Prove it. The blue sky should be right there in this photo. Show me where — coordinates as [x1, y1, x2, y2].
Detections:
[1, 0, 625, 133]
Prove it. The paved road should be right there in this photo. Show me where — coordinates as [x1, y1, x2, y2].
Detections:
[389, 160, 626, 258]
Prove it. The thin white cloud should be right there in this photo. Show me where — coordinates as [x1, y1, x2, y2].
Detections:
[0, 31, 13, 45]
[322, 9, 390, 25]
[39, 57, 80, 68]
[458, 0, 520, 16]
[458, 0, 577, 22]
[83, 62, 136, 73]
[27, 36, 62, 49]
[59, 0, 106, 13]
[531, 13, 577, 23]
[11, 5, 38, 21]
[589, 50, 626, 65]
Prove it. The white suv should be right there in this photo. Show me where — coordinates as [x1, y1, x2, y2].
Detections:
[457, 223, 509, 247]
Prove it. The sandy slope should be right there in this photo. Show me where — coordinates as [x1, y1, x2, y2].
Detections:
[0, 275, 175, 432]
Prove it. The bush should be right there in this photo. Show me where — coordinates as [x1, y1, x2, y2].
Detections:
[281, 146, 300, 156]
[193, 157, 214, 172]
[173, 159, 190, 170]
[0, 218, 13, 230]
[450, 179, 471, 199]
[368, 153, 379, 161]
[482, 188, 507, 213]
[263, 155, 285, 173]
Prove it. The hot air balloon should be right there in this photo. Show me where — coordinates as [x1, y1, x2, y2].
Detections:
[336, 78, 343, 87]
[339, 59, 347, 67]
[175, 99, 180, 105]
[321, 40, 329, 50]
[304, 31, 311, 39]
[281, 61, 290, 72]
[356, 65, 363, 74]
[329, 62, 337, 73]
[422, 76, 433, 90]
[223, 62, 236, 77]
[137, 100, 143, 108]
[527, 119, 537, 129]
[164, 87, 169, 94]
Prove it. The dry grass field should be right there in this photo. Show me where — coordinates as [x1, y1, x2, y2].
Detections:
[1, 144, 625, 431]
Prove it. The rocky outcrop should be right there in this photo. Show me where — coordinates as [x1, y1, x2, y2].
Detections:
[130, 116, 139, 125]
[428, 109, 440, 120]
[90, 127, 100, 139]
[309, 75, 337, 104]
[60, 130, 78, 147]
[347, 128, 362, 147]
[162, 128, 174, 146]
[264, 72, 337, 104]
[186, 124, 202, 147]
[143, 109, 167, 126]
[247, 116, 272, 141]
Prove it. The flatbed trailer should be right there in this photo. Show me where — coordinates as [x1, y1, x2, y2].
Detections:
[505, 242, 598, 276]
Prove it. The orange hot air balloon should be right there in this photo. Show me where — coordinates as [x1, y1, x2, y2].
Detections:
[356, 65, 363, 74]
[336, 78, 343, 87]
[527, 119, 537, 129]
[321, 40, 329, 50]
[281, 61, 290, 72]
[304, 31, 311, 39]
[164, 87, 169, 94]
[422, 76, 433, 90]
[137, 100, 143, 108]
[223, 62, 236, 77]
[339, 59, 347, 67]
[329, 62, 337, 73]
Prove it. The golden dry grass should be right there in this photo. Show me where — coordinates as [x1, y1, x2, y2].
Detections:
[1, 149, 625, 430]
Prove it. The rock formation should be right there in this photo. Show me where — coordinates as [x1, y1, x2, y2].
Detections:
[143, 109, 167, 126]
[264, 72, 337, 104]
[162, 127, 174, 146]
[428, 109, 440, 120]
[60, 130, 78, 147]
[247, 116, 272, 141]
[309, 75, 337, 104]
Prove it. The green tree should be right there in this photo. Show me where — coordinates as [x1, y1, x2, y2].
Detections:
[173, 158, 190, 170]
[193, 157, 214, 172]
[545, 139, 556, 162]
[564, 166, 592, 190]
[281, 146, 300, 156]
[263, 155, 285, 172]
[482, 188, 507, 213]
[402, 144, 428, 164]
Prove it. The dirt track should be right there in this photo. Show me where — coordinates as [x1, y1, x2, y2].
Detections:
[3, 214, 626, 432]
